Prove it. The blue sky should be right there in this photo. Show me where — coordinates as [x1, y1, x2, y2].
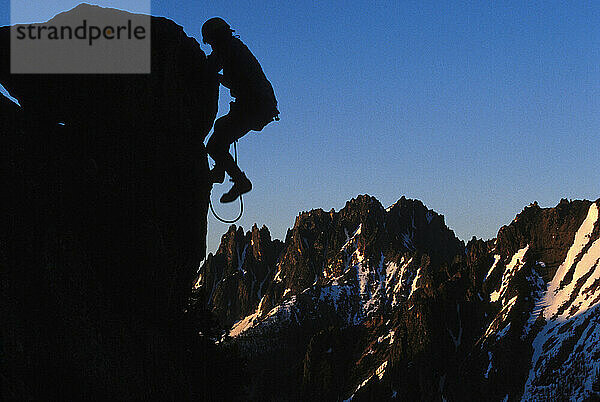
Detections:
[2, 1, 599, 254]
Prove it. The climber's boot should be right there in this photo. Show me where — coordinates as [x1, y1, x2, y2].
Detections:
[220, 172, 252, 203]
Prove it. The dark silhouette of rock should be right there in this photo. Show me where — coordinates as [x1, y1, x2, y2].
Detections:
[0, 5, 245, 400]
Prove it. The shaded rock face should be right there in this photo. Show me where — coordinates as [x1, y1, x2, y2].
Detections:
[493, 200, 593, 283]
[198, 196, 600, 401]
[0, 6, 226, 400]
[195, 224, 284, 328]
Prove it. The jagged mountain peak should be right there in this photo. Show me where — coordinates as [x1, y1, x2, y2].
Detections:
[211, 194, 475, 400]
[467, 198, 600, 400]
[198, 195, 468, 344]
[216, 223, 273, 252]
[195, 224, 283, 327]
[292, 194, 462, 257]
[385, 196, 447, 233]
[195, 196, 600, 401]
[270, 195, 464, 296]
[493, 198, 596, 282]
[340, 194, 385, 218]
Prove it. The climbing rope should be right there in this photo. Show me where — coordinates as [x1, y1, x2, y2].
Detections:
[209, 141, 244, 224]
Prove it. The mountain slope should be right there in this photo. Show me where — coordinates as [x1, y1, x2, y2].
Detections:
[469, 200, 600, 400]
[196, 196, 600, 401]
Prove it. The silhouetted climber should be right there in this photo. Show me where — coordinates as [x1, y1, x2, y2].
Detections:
[203, 17, 279, 203]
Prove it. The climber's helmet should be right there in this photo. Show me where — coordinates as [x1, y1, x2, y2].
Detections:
[202, 17, 234, 45]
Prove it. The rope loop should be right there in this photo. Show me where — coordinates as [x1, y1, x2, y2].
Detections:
[208, 141, 244, 224]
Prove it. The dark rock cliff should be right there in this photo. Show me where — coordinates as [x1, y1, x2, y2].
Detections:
[0, 6, 232, 400]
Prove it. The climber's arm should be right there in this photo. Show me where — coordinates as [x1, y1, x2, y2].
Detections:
[206, 53, 222, 75]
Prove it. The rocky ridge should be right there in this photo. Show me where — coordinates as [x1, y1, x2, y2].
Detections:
[197, 196, 600, 401]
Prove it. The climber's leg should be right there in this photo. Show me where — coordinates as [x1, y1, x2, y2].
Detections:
[206, 111, 250, 178]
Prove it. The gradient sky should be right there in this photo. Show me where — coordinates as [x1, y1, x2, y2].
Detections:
[1, 1, 599, 255]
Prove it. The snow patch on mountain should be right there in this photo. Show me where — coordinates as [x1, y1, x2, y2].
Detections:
[230, 310, 260, 337]
[543, 202, 599, 320]
[490, 245, 529, 303]
[229, 225, 428, 336]
[409, 267, 422, 299]
[484, 255, 501, 282]
[522, 202, 600, 400]
[319, 280, 353, 312]
[347, 360, 389, 401]
[484, 352, 493, 378]
[482, 295, 518, 345]
[342, 224, 362, 253]
[236, 244, 248, 275]
[385, 257, 414, 306]
[426, 210, 434, 224]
